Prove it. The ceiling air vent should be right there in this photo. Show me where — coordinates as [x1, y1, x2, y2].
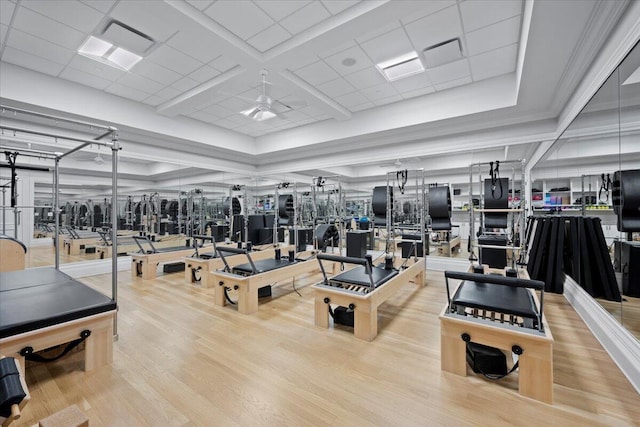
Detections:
[101, 20, 154, 55]
[422, 38, 463, 69]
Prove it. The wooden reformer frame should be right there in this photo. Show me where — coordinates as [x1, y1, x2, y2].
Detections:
[439, 266, 554, 403]
[209, 246, 328, 314]
[311, 253, 425, 341]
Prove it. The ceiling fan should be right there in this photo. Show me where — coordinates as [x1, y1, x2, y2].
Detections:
[378, 157, 422, 169]
[238, 69, 283, 122]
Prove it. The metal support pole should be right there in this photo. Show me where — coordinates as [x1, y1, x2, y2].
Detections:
[386, 172, 391, 254]
[54, 158, 60, 269]
[111, 134, 119, 338]
[274, 186, 279, 246]
[294, 183, 298, 253]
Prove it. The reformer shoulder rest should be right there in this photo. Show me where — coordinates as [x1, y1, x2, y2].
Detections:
[444, 271, 544, 290]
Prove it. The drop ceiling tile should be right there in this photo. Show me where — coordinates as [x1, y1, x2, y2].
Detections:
[324, 45, 373, 75]
[109, 0, 178, 42]
[59, 66, 112, 90]
[203, 104, 234, 118]
[1, 46, 64, 76]
[215, 118, 240, 129]
[405, 5, 462, 52]
[147, 45, 203, 76]
[460, 0, 522, 32]
[0, 1, 15, 25]
[466, 15, 521, 56]
[426, 59, 470, 84]
[21, 0, 103, 33]
[205, 1, 274, 40]
[12, 7, 85, 50]
[355, 21, 400, 44]
[360, 27, 415, 64]
[434, 75, 472, 91]
[321, 0, 359, 15]
[187, 0, 215, 11]
[106, 82, 151, 102]
[0, 24, 7, 45]
[280, 1, 330, 35]
[400, 0, 456, 25]
[171, 76, 200, 92]
[469, 43, 517, 81]
[391, 73, 432, 93]
[360, 83, 399, 101]
[132, 60, 182, 86]
[335, 91, 369, 108]
[295, 60, 339, 85]
[348, 102, 375, 112]
[166, 30, 223, 63]
[67, 54, 125, 81]
[281, 110, 308, 122]
[400, 85, 435, 99]
[7, 29, 75, 65]
[318, 39, 357, 59]
[154, 85, 182, 101]
[118, 73, 165, 94]
[189, 65, 221, 83]
[318, 78, 356, 98]
[210, 56, 237, 73]
[188, 110, 220, 123]
[298, 105, 325, 117]
[344, 67, 386, 90]
[373, 94, 402, 106]
[219, 97, 250, 113]
[255, 0, 310, 21]
[141, 95, 167, 107]
[80, 0, 116, 13]
[247, 24, 291, 52]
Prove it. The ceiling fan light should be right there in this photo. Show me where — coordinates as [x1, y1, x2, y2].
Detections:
[254, 110, 276, 121]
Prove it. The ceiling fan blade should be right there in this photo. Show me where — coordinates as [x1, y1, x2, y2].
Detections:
[275, 99, 306, 110]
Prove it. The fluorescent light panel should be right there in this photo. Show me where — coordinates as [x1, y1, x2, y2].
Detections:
[77, 36, 142, 71]
[376, 52, 424, 82]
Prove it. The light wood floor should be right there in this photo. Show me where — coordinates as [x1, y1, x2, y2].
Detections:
[7, 264, 639, 426]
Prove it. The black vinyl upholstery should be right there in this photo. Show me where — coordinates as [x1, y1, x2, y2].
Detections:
[451, 280, 538, 320]
[0, 267, 116, 339]
[331, 266, 398, 288]
[232, 258, 296, 275]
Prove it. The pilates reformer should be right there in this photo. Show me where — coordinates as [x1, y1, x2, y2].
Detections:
[311, 251, 425, 341]
[129, 234, 203, 280]
[96, 230, 185, 259]
[0, 268, 116, 377]
[185, 235, 294, 288]
[209, 246, 326, 314]
[0, 235, 26, 272]
[0, 356, 29, 427]
[62, 226, 103, 255]
[439, 267, 553, 403]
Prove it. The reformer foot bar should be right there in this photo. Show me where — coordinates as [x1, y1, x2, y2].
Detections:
[312, 253, 425, 341]
[0, 268, 116, 375]
[439, 267, 553, 403]
[129, 235, 205, 280]
[209, 246, 327, 314]
[185, 236, 294, 288]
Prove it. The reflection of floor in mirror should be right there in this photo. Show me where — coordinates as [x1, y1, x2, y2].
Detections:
[25, 243, 100, 268]
[620, 295, 640, 340]
[10, 265, 640, 425]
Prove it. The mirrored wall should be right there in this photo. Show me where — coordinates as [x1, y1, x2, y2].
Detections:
[532, 40, 640, 339]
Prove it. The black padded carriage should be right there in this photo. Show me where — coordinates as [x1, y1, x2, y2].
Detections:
[330, 266, 398, 288]
[444, 271, 544, 332]
[0, 267, 116, 339]
[232, 258, 297, 275]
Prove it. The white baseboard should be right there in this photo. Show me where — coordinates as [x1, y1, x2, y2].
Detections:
[29, 238, 53, 247]
[563, 276, 640, 394]
[60, 256, 132, 278]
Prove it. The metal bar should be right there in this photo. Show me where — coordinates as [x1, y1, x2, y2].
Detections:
[54, 158, 60, 269]
[1, 104, 117, 132]
[0, 126, 115, 148]
[0, 145, 59, 158]
[110, 133, 119, 338]
[0, 162, 52, 171]
[474, 244, 522, 250]
[0, 205, 47, 209]
[58, 141, 92, 159]
[473, 208, 524, 213]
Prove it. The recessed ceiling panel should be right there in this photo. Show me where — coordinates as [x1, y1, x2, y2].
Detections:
[460, 0, 523, 32]
[295, 60, 340, 85]
[324, 45, 373, 75]
[2, 46, 64, 76]
[256, 0, 310, 21]
[21, 0, 103, 33]
[205, 1, 274, 40]
[466, 15, 521, 56]
[280, 1, 330, 35]
[469, 43, 518, 81]
[404, 5, 462, 53]
[12, 6, 85, 50]
[246, 24, 291, 52]
[360, 27, 415, 64]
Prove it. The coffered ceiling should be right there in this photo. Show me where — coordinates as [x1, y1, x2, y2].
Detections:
[0, 0, 638, 200]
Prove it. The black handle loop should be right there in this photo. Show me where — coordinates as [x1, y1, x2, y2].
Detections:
[19, 330, 91, 363]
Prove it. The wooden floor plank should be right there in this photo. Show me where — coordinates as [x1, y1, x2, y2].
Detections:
[6, 263, 640, 426]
